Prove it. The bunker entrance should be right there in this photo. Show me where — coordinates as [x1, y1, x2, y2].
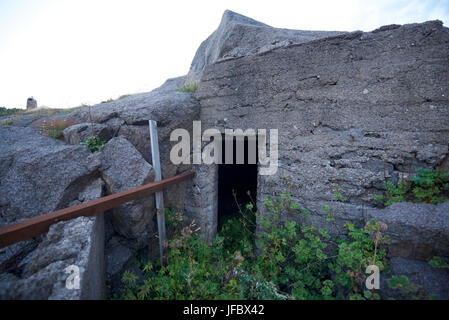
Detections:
[217, 135, 258, 230]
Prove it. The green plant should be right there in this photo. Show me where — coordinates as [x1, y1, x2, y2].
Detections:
[80, 136, 105, 152]
[410, 168, 449, 204]
[374, 168, 448, 206]
[1, 119, 13, 126]
[101, 98, 114, 104]
[119, 183, 392, 300]
[428, 256, 449, 269]
[41, 119, 75, 139]
[118, 94, 131, 100]
[387, 275, 432, 300]
[0, 107, 23, 117]
[179, 82, 198, 93]
[384, 180, 410, 206]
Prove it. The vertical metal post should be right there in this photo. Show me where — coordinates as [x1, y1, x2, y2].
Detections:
[149, 120, 166, 265]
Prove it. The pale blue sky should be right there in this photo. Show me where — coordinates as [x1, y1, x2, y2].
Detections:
[0, 0, 448, 109]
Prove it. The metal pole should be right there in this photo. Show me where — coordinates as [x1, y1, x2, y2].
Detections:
[149, 120, 166, 265]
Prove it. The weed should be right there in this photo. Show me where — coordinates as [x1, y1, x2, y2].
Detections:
[80, 136, 105, 152]
[375, 168, 449, 206]
[179, 82, 198, 93]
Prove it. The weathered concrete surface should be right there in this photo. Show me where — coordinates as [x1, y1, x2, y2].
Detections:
[188, 10, 345, 82]
[196, 19, 449, 240]
[365, 202, 449, 261]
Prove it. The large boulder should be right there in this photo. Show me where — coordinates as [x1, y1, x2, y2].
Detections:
[0, 215, 104, 300]
[66, 84, 199, 214]
[99, 136, 155, 244]
[0, 127, 104, 299]
[187, 10, 345, 81]
[63, 122, 113, 145]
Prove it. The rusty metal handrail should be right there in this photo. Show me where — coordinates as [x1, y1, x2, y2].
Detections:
[0, 171, 194, 248]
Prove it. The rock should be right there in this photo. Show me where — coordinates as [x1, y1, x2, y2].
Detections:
[105, 237, 134, 277]
[0, 215, 105, 300]
[67, 91, 198, 128]
[99, 136, 155, 243]
[0, 126, 104, 299]
[187, 10, 345, 82]
[66, 83, 199, 214]
[0, 127, 98, 226]
[365, 202, 449, 261]
[152, 75, 187, 93]
[63, 123, 113, 145]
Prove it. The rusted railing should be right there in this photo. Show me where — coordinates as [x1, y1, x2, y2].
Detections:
[0, 171, 194, 249]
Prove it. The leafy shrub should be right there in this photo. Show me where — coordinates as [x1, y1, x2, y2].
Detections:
[410, 168, 449, 204]
[375, 168, 449, 206]
[80, 136, 105, 153]
[428, 256, 449, 269]
[41, 119, 74, 139]
[179, 82, 198, 93]
[0, 107, 23, 117]
[387, 275, 432, 300]
[118, 186, 393, 300]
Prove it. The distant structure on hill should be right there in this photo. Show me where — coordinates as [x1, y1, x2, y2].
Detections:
[26, 97, 37, 110]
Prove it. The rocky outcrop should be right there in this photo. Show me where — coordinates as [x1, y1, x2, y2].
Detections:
[187, 10, 345, 82]
[66, 86, 199, 214]
[0, 127, 104, 299]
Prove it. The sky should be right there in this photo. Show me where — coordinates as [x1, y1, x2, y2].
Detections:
[0, 0, 448, 109]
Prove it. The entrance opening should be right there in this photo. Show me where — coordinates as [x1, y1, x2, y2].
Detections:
[217, 135, 258, 230]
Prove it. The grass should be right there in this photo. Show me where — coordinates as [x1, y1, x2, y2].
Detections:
[1, 119, 13, 126]
[41, 119, 75, 139]
[179, 82, 198, 93]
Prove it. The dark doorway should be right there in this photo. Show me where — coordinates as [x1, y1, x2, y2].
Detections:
[217, 135, 258, 228]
